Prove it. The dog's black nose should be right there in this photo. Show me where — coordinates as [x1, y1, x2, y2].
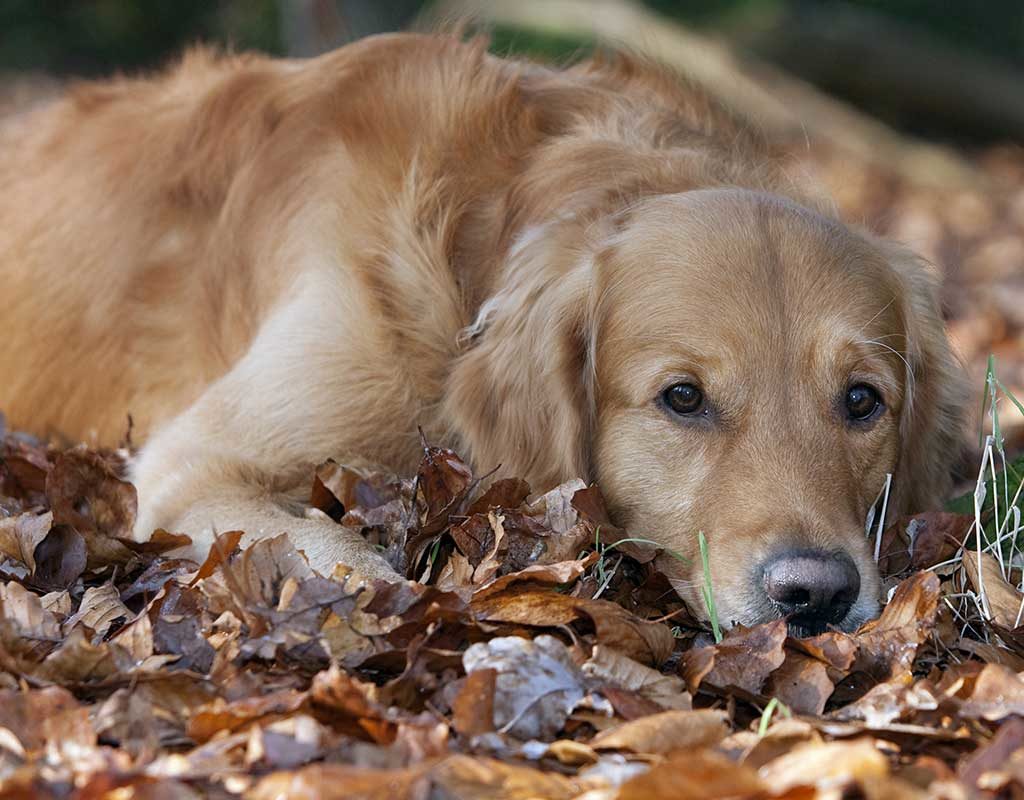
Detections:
[763, 550, 860, 631]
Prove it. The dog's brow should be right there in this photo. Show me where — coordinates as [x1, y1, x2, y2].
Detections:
[854, 296, 897, 339]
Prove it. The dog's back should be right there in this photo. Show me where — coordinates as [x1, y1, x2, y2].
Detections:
[0, 33, 765, 449]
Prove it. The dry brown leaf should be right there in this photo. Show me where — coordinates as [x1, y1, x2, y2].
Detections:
[431, 754, 592, 800]
[616, 749, 766, 799]
[582, 645, 691, 711]
[0, 580, 61, 643]
[878, 513, 971, 576]
[109, 608, 155, 661]
[723, 718, 821, 770]
[462, 635, 586, 740]
[472, 553, 598, 598]
[251, 754, 594, 800]
[766, 651, 835, 716]
[959, 716, 1024, 792]
[472, 587, 674, 665]
[35, 628, 133, 683]
[591, 708, 728, 754]
[0, 686, 94, 755]
[0, 509, 51, 572]
[452, 667, 496, 737]
[30, 523, 87, 590]
[679, 619, 787, 695]
[758, 739, 890, 793]
[64, 581, 129, 638]
[46, 447, 138, 566]
[189, 529, 244, 585]
[958, 663, 1024, 720]
[188, 688, 308, 744]
[250, 761, 433, 800]
[466, 477, 532, 515]
[787, 630, 859, 673]
[963, 549, 1024, 628]
[853, 571, 941, 679]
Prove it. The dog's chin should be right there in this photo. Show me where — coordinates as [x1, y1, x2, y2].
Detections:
[718, 593, 881, 639]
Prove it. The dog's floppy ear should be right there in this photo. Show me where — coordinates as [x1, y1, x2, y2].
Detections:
[444, 224, 596, 489]
[884, 242, 969, 514]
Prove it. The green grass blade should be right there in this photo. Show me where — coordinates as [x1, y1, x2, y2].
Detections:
[699, 531, 722, 643]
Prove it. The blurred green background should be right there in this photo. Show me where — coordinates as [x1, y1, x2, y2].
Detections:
[2, 1, 1023, 142]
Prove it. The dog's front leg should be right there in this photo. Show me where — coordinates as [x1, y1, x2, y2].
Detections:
[129, 276, 403, 581]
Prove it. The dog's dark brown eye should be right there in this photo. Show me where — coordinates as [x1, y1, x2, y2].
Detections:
[663, 382, 704, 415]
[845, 384, 882, 421]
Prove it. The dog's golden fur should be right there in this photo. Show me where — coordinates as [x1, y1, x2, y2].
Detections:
[0, 34, 966, 628]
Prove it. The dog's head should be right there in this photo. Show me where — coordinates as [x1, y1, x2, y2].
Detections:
[448, 187, 966, 635]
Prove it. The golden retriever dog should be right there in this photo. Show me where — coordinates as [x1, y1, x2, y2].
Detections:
[0, 33, 967, 635]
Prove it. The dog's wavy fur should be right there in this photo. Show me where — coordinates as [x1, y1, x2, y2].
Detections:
[0, 34, 967, 626]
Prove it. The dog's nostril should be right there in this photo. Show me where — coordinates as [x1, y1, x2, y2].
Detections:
[763, 549, 861, 628]
[778, 587, 811, 607]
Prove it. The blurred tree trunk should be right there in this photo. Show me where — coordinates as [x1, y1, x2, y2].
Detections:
[278, 0, 422, 55]
[736, 1, 1024, 143]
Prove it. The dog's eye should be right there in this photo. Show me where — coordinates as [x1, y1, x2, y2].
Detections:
[845, 384, 882, 422]
[663, 382, 705, 415]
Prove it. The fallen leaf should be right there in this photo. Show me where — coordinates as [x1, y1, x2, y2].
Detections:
[878, 513, 970, 576]
[188, 688, 308, 743]
[582, 645, 691, 711]
[591, 708, 728, 753]
[963, 549, 1024, 628]
[46, 447, 138, 565]
[616, 750, 765, 799]
[679, 619, 787, 695]
[0, 510, 51, 572]
[758, 739, 890, 793]
[958, 663, 1024, 720]
[472, 588, 674, 665]
[853, 571, 940, 679]
[463, 635, 587, 740]
[452, 667, 496, 737]
[0, 686, 94, 755]
[64, 581, 129, 638]
[766, 650, 835, 716]
[959, 717, 1024, 792]
[30, 523, 87, 590]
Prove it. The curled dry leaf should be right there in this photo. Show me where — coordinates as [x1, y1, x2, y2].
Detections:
[46, 447, 138, 566]
[962, 549, 1024, 629]
[679, 619, 787, 695]
[463, 635, 587, 741]
[472, 553, 598, 598]
[765, 650, 835, 716]
[251, 755, 591, 800]
[959, 716, 1024, 792]
[758, 739, 890, 794]
[590, 708, 728, 754]
[0, 580, 61, 644]
[616, 750, 765, 800]
[452, 667, 497, 737]
[472, 587, 674, 666]
[64, 582, 129, 638]
[30, 523, 87, 590]
[852, 571, 941, 679]
[581, 645, 691, 712]
[878, 513, 971, 576]
[958, 663, 1024, 721]
[188, 688, 308, 744]
[0, 509, 51, 572]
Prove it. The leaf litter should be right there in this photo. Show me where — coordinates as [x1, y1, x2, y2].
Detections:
[1, 426, 1024, 799]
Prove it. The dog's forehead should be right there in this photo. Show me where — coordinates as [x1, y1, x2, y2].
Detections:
[598, 190, 898, 349]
